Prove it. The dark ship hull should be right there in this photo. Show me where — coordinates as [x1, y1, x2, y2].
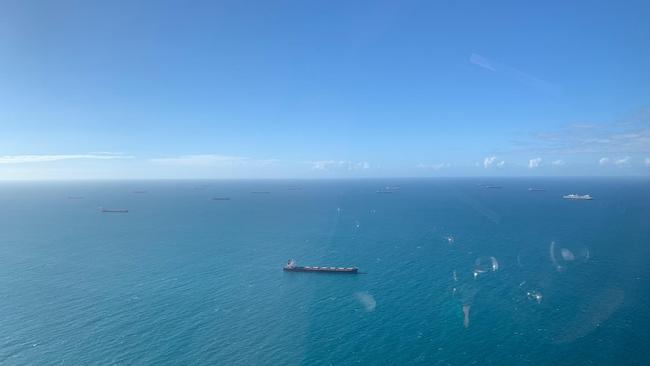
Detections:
[283, 266, 358, 274]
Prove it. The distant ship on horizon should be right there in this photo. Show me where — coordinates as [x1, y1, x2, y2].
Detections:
[376, 185, 400, 194]
[99, 207, 129, 213]
[563, 194, 593, 200]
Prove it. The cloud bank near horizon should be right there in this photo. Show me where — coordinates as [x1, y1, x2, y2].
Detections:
[1, 149, 649, 179]
[0, 153, 132, 164]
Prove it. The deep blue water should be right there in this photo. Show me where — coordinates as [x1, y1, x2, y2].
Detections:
[1, 178, 649, 365]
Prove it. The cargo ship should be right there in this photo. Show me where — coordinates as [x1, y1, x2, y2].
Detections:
[563, 194, 593, 200]
[376, 185, 400, 194]
[528, 188, 546, 192]
[283, 259, 358, 274]
[99, 207, 129, 213]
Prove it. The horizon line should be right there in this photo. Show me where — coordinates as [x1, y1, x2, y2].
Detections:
[1, 175, 649, 182]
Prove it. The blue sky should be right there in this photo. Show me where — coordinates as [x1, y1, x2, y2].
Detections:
[1, 0, 649, 179]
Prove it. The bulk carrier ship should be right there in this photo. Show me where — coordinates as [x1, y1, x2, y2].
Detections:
[283, 259, 358, 274]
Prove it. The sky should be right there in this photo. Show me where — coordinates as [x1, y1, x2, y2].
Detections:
[1, 0, 649, 179]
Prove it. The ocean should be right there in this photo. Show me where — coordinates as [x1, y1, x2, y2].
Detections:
[0, 178, 649, 365]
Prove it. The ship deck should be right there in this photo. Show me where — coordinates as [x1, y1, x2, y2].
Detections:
[283, 266, 358, 273]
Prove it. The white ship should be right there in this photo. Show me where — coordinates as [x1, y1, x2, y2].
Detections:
[562, 194, 593, 200]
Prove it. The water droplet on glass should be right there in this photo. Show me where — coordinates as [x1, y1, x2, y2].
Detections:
[527, 290, 543, 304]
[463, 304, 471, 328]
[560, 248, 575, 261]
[355, 291, 376, 312]
[473, 256, 499, 278]
[550, 241, 590, 271]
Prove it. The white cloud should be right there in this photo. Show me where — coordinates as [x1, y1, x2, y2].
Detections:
[150, 154, 277, 166]
[470, 53, 560, 95]
[483, 156, 496, 168]
[310, 160, 370, 171]
[311, 160, 334, 170]
[483, 156, 506, 168]
[0, 153, 131, 164]
[417, 162, 451, 170]
[528, 157, 542, 168]
[357, 161, 370, 170]
[520, 109, 650, 156]
[552, 159, 565, 166]
[469, 53, 496, 71]
[614, 156, 631, 167]
[600, 156, 633, 167]
[152, 154, 244, 165]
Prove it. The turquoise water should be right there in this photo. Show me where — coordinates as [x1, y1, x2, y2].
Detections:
[1, 178, 649, 365]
